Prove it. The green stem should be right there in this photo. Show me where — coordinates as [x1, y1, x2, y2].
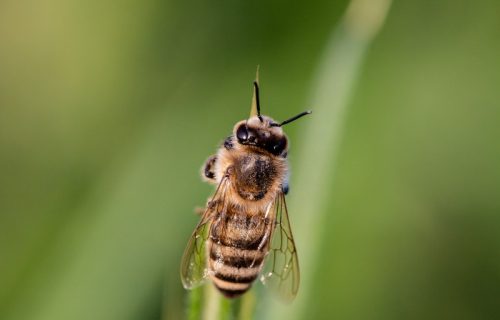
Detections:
[237, 291, 256, 320]
[186, 286, 203, 320]
[201, 284, 221, 320]
[186, 285, 256, 320]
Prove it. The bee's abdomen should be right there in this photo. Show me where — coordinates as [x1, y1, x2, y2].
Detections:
[209, 241, 265, 298]
[208, 211, 269, 298]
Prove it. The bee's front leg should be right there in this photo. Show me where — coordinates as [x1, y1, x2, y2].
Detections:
[282, 174, 290, 195]
[201, 155, 217, 183]
[194, 197, 218, 216]
[282, 183, 289, 195]
[193, 206, 205, 215]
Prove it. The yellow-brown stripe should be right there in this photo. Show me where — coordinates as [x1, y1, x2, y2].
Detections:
[212, 278, 250, 298]
[209, 246, 264, 269]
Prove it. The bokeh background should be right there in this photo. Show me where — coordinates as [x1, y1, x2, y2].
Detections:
[1, 0, 499, 319]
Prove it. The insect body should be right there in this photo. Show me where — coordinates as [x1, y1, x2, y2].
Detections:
[181, 78, 310, 301]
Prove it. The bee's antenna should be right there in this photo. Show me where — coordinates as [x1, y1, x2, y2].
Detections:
[271, 110, 312, 127]
[253, 81, 263, 122]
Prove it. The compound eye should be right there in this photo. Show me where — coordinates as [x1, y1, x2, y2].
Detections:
[273, 137, 287, 155]
[236, 124, 248, 142]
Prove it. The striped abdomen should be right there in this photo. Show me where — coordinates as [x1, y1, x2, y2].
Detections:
[208, 209, 271, 298]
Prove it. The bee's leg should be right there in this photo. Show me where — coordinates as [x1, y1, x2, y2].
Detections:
[201, 155, 217, 183]
[223, 135, 234, 150]
[282, 183, 289, 195]
[194, 196, 219, 216]
[194, 206, 205, 215]
[282, 175, 289, 195]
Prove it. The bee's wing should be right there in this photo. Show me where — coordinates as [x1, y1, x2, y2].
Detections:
[180, 175, 230, 289]
[261, 191, 300, 302]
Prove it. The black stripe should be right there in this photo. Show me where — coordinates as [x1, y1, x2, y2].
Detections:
[210, 249, 264, 268]
[214, 285, 249, 298]
[217, 235, 267, 250]
[214, 271, 258, 284]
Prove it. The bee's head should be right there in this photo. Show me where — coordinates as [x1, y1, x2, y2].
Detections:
[233, 116, 286, 156]
[233, 80, 311, 156]
[233, 111, 311, 156]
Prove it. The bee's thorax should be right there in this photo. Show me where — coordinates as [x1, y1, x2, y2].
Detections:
[215, 143, 287, 210]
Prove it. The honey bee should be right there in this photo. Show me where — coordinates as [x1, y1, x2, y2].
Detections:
[180, 75, 311, 301]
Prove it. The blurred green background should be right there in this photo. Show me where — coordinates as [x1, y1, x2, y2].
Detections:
[1, 0, 499, 319]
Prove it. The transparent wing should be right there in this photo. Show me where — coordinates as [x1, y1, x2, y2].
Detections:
[261, 191, 300, 302]
[180, 175, 230, 289]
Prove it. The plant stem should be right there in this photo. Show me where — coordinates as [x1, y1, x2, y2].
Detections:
[186, 286, 203, 320]
[201, 284, 221, 320]
[237, 290, 256, 320]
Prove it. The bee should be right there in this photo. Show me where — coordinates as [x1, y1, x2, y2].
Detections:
[180, 75, 311, 301]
